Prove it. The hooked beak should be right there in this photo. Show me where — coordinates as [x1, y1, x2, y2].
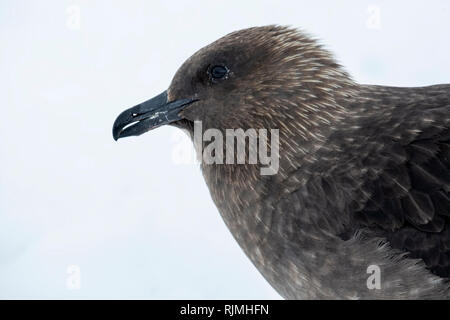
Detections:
[112, 91, 197, 141]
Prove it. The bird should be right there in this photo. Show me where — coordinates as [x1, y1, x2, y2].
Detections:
[112, 25, 450, 299]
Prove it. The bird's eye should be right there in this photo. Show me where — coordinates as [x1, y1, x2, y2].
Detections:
[210, 65, 229, 81]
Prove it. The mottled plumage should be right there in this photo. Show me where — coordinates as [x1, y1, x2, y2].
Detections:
[113, 25, 450, 299]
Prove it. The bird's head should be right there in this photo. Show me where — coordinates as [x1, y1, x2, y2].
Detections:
[113, 25, 356, 157]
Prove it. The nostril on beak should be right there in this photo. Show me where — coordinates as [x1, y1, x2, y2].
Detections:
[132, 112, 147, 118]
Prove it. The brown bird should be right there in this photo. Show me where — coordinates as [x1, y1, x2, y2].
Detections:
[113, 25, 450, 299]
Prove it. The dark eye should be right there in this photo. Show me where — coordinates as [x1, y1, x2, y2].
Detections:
[210, 65, 229, 81]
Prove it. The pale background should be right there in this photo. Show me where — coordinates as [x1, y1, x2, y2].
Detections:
[1, 0, 449, 299]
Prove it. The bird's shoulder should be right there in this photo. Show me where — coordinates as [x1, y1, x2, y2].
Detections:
[338, 84, 450, 277]
[268, 84, 450, 276]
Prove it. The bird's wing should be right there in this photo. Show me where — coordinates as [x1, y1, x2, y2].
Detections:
[345, 85, 450, 278]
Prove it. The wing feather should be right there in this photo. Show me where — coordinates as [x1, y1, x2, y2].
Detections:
[352, 124, 450, 277]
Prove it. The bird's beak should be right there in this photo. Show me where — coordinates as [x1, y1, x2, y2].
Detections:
[112, 90, 197, 140]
